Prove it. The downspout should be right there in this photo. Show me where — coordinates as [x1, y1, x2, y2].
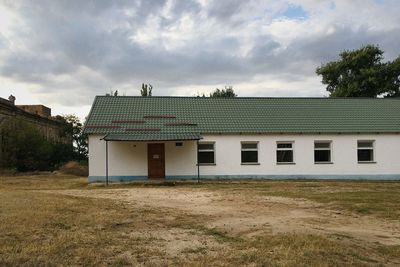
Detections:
[100, 134, 109, 186]
[105, 140, 109, 186]
[197, 139, 200, 183]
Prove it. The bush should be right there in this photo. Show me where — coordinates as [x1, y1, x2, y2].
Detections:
[14, 122, 74, 171]
[59, 161, 88, 177]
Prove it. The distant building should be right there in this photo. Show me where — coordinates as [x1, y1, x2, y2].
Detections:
[0, 95, 71, 168]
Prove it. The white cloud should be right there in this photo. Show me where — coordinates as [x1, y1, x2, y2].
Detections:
[0, 0, 399, 120]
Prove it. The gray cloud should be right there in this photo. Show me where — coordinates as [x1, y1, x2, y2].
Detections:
[0, 0, 399, 107]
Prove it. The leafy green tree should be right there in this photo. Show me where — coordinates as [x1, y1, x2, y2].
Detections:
[63, 115, 88, 161]
[15, 122, 52, 171]
[11, 120, 73, 171]
[0, 119, 17, 168]
[141, 83, 153, 96]
[316, 45, 400, 97]
[210, 86, 237, 97]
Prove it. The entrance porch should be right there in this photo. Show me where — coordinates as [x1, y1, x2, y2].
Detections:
[88, 133, 201, 183]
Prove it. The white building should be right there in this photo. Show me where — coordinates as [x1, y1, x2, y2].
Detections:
[84, 96, 400, 182]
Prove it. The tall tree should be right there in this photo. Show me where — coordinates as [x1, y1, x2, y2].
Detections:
[141, 83, 153, 96]
[63, 115, 88, 161]
[210, 86, 237, 97]
[316, 45, 400, 97]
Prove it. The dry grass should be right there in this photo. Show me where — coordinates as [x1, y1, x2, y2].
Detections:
[1, 175, 400, 266]
[194, 180, 400, 220]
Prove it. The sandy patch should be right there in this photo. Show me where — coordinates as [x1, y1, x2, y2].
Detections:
[45, 187, 400, 246]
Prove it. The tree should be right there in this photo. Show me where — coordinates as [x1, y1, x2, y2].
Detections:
[316, 45, 400, 97]
[14, 121, 54, 171]
[209, 86, 237, 97]
[141, 83, 153, 96]
[5, 119, 74, 171]
[63, 115, 88, 161]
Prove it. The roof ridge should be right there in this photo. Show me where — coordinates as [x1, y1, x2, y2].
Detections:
[95, 95, 400, 100]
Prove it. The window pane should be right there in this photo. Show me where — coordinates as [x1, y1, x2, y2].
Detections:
[241, 151, 258, 163]
[358, 141, 373, 148]
[315, 142, 330, 149]
[277, 150, 293, 162]
[358, 149, 373, 161]
[242, 143, 257, 149]
[315, 150, 331, 162]
[199, 143, 214, 150]
[198, 151, 214, 164]
[277, 143, 292, 149]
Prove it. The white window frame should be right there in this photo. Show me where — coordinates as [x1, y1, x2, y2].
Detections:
[357, 140, 375, 163]
[314, 140, 332, 164]
[241, 141, 259, 165]
[276, 141, 295, 164]
[198, 142, 216, 165]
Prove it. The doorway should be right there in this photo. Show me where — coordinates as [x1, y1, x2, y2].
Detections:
[147, 143, 165, 179]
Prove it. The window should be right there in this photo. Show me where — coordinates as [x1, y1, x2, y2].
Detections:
[277, 142, 294, 163]
[314, 141, 332, 163]
[358, 140, 374, 162]
[198, 142, 215, 164]
[241, 142, 258, 164]
[175, 142, 183, 147]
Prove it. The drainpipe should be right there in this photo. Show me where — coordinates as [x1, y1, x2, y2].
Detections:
[197, 139, 200, 183]
[105, 140, 109, 186]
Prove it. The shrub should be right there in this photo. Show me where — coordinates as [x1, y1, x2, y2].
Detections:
[59, 161, 88, 177]
[2, 119, 75, 172]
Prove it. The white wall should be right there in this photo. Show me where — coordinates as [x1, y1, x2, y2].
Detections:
[165, 141, 197, 176]
[88, 135, 197, 178]
[199, 134, 400, 176]
[88, 133, 400, 179]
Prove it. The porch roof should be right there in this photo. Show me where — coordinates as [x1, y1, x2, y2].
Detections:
[102, 132, 202, 141]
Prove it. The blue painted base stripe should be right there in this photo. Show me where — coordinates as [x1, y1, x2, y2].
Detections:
[186, 174, 400, 180]
[89, 174, 400, 183]
[88, 176, 147, 183]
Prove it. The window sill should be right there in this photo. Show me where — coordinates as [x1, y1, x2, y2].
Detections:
[241, 163, 260, 165]
[358, 161, 377, 164]
[197, 163, 216, 166]
[315, 162, 333, 164]
[276, 162, 296, 165]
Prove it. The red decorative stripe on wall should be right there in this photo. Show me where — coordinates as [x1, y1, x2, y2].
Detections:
[86, 125, 121, 129]
[112, 120, 145, 124]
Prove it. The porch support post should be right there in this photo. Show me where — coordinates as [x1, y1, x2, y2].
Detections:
[196, 139, 200, 183]
[105, 140, 109, 186]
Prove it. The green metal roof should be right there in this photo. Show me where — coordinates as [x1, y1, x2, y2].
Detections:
[84, 96, 400, 137]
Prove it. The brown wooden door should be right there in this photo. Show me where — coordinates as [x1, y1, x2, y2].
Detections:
[147, 143, 165, 179]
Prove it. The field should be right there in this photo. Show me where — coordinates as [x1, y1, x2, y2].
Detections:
[1, 174, 400, 266]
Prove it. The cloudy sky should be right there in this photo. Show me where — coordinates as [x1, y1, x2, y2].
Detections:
[0, 0, 399, 119]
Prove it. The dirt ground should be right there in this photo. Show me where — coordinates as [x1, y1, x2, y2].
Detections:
[51, 187, 400, 247]
[2, 175, 400, 266]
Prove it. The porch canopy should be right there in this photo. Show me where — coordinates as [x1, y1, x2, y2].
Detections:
[102, 132, 202, 142]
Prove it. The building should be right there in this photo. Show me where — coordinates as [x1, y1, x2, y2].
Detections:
[84, 96, 400, 182]
[0, 95, 71, 168]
